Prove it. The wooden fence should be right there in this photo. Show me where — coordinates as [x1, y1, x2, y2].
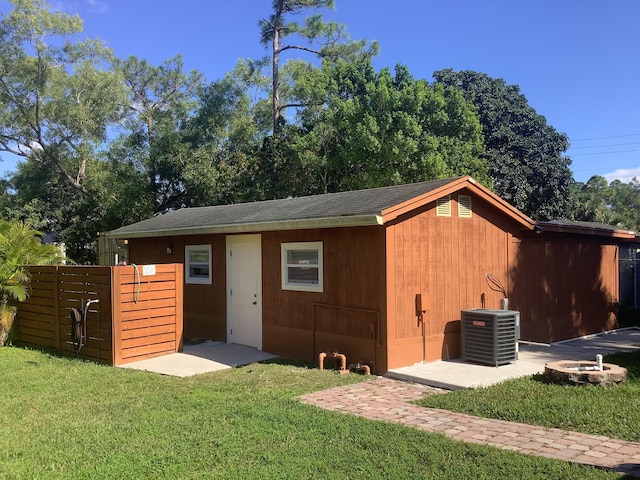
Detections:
[16, 264, 183, 365]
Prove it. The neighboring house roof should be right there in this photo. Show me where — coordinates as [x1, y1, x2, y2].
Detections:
[41, 231, 61, 244]
[106, 176, 537, 239]
[538, 219, 638, 240]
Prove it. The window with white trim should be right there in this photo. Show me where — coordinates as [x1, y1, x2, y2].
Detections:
[281, 242, 323, 292]
[185, 245, 212, 284]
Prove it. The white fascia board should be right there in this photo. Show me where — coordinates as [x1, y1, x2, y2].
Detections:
[104, 214, 384, 239]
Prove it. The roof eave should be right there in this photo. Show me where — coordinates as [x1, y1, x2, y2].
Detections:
[536, 222, 638, 240]
[104, 214, 384, 239]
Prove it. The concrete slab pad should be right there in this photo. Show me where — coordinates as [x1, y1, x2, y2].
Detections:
[119, 341, 278, 377]
[387, 359, 544, 390]
[386, 327, 640, 390]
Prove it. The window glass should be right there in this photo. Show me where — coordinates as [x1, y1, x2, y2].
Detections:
[286, 249, 319, 265]
[287, 266, 319, 284]
[281, 242, 323, 292]
[185, 245, 212, 284]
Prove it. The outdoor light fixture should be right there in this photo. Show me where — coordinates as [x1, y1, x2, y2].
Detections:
[534, 225, 544, 234]
[166, 245, 173, 255]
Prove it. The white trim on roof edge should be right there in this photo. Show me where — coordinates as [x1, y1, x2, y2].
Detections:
[104, 214, 384, 239]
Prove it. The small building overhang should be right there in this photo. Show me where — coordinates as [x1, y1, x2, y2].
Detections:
[535, 220, 638, 241]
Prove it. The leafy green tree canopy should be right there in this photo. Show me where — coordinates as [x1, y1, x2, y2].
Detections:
[260, 59, 489, 197]
[571, 175, 640, 232]
[0, 0, 125, 194]
[433, 69, 573, 220]
[114, 55, 204, 213]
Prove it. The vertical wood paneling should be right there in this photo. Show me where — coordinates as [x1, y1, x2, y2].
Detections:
[174, 263, 184, 351]
[511, 240, 619, 342]
[130, 235, 226, 340]
[386, 190, 516, 366]
[261, 226, 387, 373]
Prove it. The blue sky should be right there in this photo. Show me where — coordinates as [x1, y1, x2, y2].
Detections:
[1, 0, 639, 183]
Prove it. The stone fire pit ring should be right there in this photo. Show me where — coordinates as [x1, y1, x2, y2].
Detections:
[544, 360, 627, 386]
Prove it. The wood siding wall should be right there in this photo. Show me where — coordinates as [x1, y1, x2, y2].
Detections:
[15, 264, 183, 365]
[128, 228, 388, 372]
[261, 227, 387, 373]
[385, 191, 517, 368]
[510, 239, 618, 342]
[129, 235, 226, 341]
[384, 192, 620, 369]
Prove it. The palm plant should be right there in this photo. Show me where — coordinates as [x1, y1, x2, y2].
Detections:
[0, 221, 67, 345]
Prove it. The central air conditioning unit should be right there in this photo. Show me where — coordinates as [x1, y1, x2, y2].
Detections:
[461, 309, 520, 366]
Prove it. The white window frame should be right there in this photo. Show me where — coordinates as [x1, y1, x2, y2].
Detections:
[185, 244, 212, 284]
[281, 242, 323, 292]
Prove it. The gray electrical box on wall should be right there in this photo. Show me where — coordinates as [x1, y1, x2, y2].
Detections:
[461, 309, 520, 366]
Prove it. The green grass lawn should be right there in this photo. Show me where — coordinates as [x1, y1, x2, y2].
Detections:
[418, 351, 640, 443]
[0, 347, 623, 480]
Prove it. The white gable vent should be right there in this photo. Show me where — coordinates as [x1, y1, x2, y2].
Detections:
[458, 195, 472, 218]
[436, 195, 451, 217]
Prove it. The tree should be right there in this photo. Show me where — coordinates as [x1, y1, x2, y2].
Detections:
[570, 176, 615, 225]
[608, 178, 640, 232]
[569, 175, 640, 232]
[0, 0, 141, 263]
[0, 0, 125, 194]
[571, 176, 640, 232]
[179, 59, 272, 205]
[6, 150, 151, 263]
[114, 55, 204, 213]
[433, 69, 573, 220]
[0, 220, 66, 345]
[278, 59, 489, 195]
[259, 0, 377, 134]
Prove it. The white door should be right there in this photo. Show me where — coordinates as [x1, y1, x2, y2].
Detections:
[226, 235, 262, 349]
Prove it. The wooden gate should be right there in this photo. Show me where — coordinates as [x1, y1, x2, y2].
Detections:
[15, 264, 183, 365]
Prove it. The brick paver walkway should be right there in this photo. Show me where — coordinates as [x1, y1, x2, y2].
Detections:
[300, 378, 640, 477]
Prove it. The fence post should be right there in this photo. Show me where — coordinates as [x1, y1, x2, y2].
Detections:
[54, 266, 61, 350]
[111, 266, 122, 366]
[175, 263, 184, 352]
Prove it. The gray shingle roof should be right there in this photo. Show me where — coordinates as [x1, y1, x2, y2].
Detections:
[107, 178, 459, 238]
[544, 219, 628, 232]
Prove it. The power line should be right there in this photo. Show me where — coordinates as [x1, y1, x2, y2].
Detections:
[571, 133, 640, 142]
[568, 141, 640, 150]
[572, 164, 640, 173]
[569, 149, 639, 157]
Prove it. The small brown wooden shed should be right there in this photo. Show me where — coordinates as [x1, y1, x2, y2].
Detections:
[104, 176, 634, 374]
